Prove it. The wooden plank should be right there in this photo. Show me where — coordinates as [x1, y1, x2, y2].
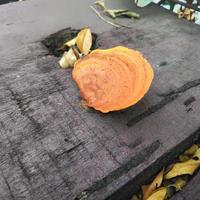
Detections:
[171, 170, 200, 200]
[0, 1, 200, 200]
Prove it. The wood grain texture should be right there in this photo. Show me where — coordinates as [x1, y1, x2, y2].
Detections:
[0, 1, 200, 200]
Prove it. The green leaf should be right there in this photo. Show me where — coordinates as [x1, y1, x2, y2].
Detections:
[135, 0, 153, 7]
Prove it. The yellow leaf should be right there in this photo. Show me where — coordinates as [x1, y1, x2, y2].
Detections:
[191, 13, 195, 21]
[76, 28, 92, 55]
[146, 187, 167, 200]
[59, 48, 77, 68]
[178, 13, 183, 19]
[187, 15, 191, 21]
[165, 159, 200, 179]
[193, 148, 200, 158]
[142, 169, 164, 200]
[94, 0, 106, 10]
[64, 37, 77, 47]
[184, 8, 191, 15]
[174, 178, 186, 191]
[184, 144, 199, 155]
[179, 155, 190, 162]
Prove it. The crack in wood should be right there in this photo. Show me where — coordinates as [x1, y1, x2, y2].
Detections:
[74, 140, 160, 200]
[46, 151, 74, 191]
[1, 171, 15, 200]
[160, 79, 200, 97]
[127, 79, 200, 127]
[7, 86, 43, 133]
[55, 142, 84, 159]
[184, 96, 196, 107]
[127, 94, 179, 127]
[127, 137, 142, 149]
[17, 157, 32, 181]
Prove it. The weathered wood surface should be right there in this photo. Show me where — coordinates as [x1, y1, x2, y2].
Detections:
[0, 0, 200, 200]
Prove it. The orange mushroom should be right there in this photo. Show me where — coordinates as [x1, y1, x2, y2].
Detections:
[72, 46, 154, 113]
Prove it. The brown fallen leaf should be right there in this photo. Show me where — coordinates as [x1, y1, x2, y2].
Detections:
[76, 28, 92, 55]
[177, 8, 195, 22]
[142, 169, 164, 200]
[146, 187, 167, 200]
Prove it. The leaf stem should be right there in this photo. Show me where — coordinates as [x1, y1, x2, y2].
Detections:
[90, 6, 121, 28]
[72, 46, 82, 59]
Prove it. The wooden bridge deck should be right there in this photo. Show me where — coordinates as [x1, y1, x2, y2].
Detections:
[0, 0, 200, 199]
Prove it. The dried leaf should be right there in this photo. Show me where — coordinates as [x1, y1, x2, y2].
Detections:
[142, 169, 164, 200]
[116, 11, 140, 19]
[165, 159, 200, 179]
[179, 155, 190, 162]
[185, 8, 191, 15]
[59, 48, 77, 68]
[64, 37, 77, 47]
[146, 187, 167, 200]
[94, 0, 106, 10]
[105, 9, 123, 18]
[105, 9, 140, 19]
[174, 178, 187, 191]
[76, 28, 92, 55]
[184, 144, 199, 155]
[192, 148, 200, 161]
[105, 9, 128, 18]
[191, 13, 195, 21]
[177, 8, 195, 22]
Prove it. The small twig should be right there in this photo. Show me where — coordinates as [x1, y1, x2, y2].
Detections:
[90, 6, 121, 28]
[72, 46, 82, 59]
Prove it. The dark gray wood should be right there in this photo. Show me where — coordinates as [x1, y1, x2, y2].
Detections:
[0, 1, 200, 200]
[171, 170, 200, 200]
